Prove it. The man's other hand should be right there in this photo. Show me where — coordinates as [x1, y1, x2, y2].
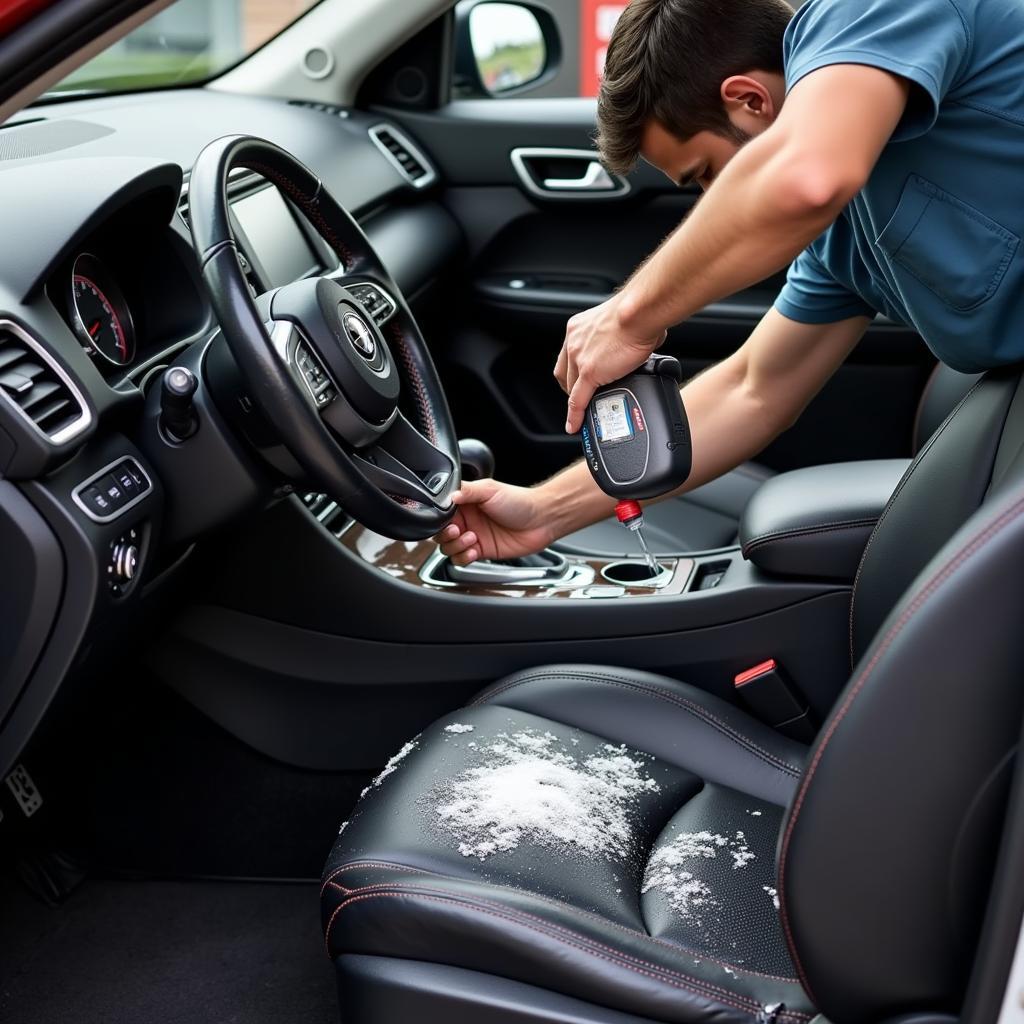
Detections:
[433, 478, 557, 566]
[555, 294, 667, 434]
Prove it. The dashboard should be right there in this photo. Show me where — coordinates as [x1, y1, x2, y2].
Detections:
[48, 174, 329, 385]
[0, 87, 463, 777]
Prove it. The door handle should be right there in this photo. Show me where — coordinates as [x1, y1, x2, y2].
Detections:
[511, 148, 630, 200]
[542, 160, 615, 191]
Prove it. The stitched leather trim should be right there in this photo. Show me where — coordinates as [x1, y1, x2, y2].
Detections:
[778, 490, 1024, 1001]
[320, 860, 802, 984]
[389, 320, 438, 445]
[325, 887, 814, 1022]
[742, 517, 879, 557]
[848, 378, 985, 665]
[473, 669, 803, 776]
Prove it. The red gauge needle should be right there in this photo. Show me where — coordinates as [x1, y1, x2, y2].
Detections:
[88, 320, 101, 338]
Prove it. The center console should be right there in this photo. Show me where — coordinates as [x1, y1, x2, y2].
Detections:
[301, 492, 741, 601]
[154, 455, 908, 772]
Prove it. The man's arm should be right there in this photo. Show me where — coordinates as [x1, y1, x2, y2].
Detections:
[438, 311, 870, 565]
[557, 63, 909, 432]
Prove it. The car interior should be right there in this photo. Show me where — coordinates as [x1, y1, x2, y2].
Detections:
[0, 2, 1023, 1023]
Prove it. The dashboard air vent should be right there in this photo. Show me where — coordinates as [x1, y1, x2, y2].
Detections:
[0, 321, 90, 444]
[287, 99, 351, 119]
[368, 124, 437, 189]
[178, 166, 265, 227]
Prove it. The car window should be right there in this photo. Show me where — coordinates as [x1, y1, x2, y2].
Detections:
[43, 0, 321, 98]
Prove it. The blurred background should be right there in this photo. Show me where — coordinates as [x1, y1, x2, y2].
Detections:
[47, 0, 627, 98]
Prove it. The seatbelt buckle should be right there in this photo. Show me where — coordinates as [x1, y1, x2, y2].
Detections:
[734, 660, 816, 742]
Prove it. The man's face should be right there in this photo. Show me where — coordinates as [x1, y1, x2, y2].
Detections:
[638, 72, 783, 191]
[639, 121, 752, 191]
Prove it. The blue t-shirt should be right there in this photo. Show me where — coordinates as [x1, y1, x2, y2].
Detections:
[774, 0, 1024, 372]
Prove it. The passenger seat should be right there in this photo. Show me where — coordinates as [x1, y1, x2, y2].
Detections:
[557, 363, 980, 555]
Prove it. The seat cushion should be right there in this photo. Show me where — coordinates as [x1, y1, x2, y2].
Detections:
[556, 463, 775, 556]
[322, 666, 814, 1024]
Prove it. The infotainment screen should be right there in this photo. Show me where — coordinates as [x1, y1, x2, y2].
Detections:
[230, 185, 320, 289]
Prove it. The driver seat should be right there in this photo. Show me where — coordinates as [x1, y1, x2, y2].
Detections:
[322, 368, 1024, 1023]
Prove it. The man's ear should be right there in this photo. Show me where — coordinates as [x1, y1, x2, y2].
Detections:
[720, 72, 778, 125]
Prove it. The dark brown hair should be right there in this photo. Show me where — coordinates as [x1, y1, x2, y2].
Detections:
[597, 0, 794, 175]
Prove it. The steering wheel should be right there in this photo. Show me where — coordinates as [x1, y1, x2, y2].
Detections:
[187, 135, 460, 541]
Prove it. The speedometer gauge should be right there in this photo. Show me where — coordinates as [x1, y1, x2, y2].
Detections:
[70, 254, 135, 367]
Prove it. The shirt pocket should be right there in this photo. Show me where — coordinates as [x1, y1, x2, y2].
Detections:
[875, 174, 1020, 312]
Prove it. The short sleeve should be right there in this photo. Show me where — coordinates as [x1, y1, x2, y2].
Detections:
[775, 246, 877, 326]
[784, 0, 971, 140]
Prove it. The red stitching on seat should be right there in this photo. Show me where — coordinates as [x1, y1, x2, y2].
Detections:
[472, 670, 803, 776]
[325, 889, 813, 1021]
[320, 861, 801, 983]
[778, 492, 1024, 1001]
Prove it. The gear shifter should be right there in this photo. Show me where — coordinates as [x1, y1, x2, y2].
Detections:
[458, 438, 495, 481]
[160, 366, 199, 442]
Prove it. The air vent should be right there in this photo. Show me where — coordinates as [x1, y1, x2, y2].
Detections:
[0, 320, 90, 444]
[177, 182, 190, 226]
[178, 166, 265, 227]
[287, 99, 350, 119]
[368, 124, 437, 189]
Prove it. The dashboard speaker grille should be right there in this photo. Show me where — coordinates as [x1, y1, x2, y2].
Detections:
[0, 120, 114, 162]
[0, 323, 90, 444]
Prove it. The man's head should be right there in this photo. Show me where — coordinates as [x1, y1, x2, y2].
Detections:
[597, 0, 794, 189]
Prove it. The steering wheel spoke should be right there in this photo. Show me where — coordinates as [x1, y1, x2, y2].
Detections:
[354, 411, 456, 510]
[267, 319, 339, 412]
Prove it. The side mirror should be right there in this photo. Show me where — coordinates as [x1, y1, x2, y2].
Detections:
[454, 1, 562, 98]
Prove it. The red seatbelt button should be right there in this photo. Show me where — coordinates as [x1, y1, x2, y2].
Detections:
[734, 659, 778, 688]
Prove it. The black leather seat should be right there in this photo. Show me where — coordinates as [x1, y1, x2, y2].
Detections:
[323, 368, 1023, 1023]
[558, 363, 980, 555]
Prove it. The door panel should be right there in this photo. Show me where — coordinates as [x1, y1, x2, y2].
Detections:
[381, 98, 934, 486]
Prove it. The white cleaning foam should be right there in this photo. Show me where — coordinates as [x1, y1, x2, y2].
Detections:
[434, 731, 659, 861]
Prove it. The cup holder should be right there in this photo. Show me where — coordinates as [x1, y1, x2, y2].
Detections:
[601, 560, 673, 588]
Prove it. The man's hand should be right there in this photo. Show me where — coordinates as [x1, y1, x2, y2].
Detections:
[433, 478, 559, 566]
[554, 294, 667, 434]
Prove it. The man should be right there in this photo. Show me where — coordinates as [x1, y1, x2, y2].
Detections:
[437, 0, 1024, 566]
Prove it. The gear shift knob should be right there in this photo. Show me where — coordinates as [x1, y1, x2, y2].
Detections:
[458, 438, 495, 481]
[160, 366, 198, 442]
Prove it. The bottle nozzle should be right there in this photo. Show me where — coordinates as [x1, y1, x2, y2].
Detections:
[614, 499, 660, 575]
[615, 499, 644, 527]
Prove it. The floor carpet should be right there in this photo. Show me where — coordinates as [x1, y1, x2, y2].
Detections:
[0, 877, 337, 1023]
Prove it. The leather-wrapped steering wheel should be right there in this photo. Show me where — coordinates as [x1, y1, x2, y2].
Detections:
[187, 135, 460, 541]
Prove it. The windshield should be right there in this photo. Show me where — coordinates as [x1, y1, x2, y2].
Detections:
[44, 0, 321, 97]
